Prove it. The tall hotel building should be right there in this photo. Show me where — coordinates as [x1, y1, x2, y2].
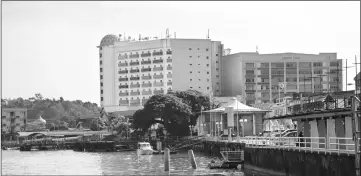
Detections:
[98, 35, 223, 107]
[221, 52, 343, 105]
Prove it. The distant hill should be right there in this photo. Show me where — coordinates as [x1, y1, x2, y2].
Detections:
[2, 94, 100, 122]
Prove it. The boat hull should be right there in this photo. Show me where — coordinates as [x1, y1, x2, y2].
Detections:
[137, 149, 153, 155]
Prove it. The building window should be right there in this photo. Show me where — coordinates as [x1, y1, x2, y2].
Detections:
[1, 116, 5, 119]
[190, 71, 192, 73]
[216, 61, 218, 63]
[207, 64, 209, 67]
[190, 64, 192, 66]
[199, 79, 201, 81]
[101, 90, 103, 94]
[190, 79, 192, 81]
[216, 54, 218, 56]
[199, 87, 201, 89]
[206, 56, 209, 59]
[207, 72, 209, 74]
[99, 53, 102, 58]
[101, 97, 104, 101]
[100, 75, 103, 79]
[100, 61, 102, 65]
[206, 48, 209, 51]
[207, 87, 210, 90]
[189, 56, 192, 58]
[101, 82, 103, 87]
[189, 48, 192, 50]
[100, 68, 103, 72]
[190, 86, 193, 88]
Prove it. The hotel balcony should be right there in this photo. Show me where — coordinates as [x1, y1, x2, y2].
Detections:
[141, 68, 151, 72]
[142, 75, 152, 80]
[130, 77, 140, 81]
[154, 82, 164, 87]
[153, 75, 164, 79]
[130, 99, 141, 106]
[119, 77, 128, 82]
[167, 82, 172, 86]
[130, 62, 140, 66]
[142, 83, 152, 87]
[153, 59, 164, 64]
[118, 55, 128, 60]
[153, 67, 164, 71]
[119, 92, 129, 96]
[141, 60, 152, 65]
[166, 50, 172, 55]
[130, 69, 140, 73]
[154, 89, 164, 94]
[141, 53, 151, 57]
[130, 91, 141, 96]
[142, 90, 152, 95]
[167, 58, 172, 63]
[118, 70, 128, 74]
[118, 63, 128, 67]
[153, 51, 163, 56]
[119, 100, 129, 105]
[167, 66, 172, 70]
[129, 53, 139, 59]
[167, 74, 172, 78]
[130, 84, 140, 88]
[119, 85, 129, 89]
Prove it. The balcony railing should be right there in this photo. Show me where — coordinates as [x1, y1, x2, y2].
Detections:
[142, 75, 152, 80]
[154, 82, 164, 87]
[167, 58, 172, 63]
[119, 85, 129, 89]
[130, 69, 140, 73]
[153, 59, 163, 64]
[130, 84, 140, 88]
[154, 90, 164, 94]
[118, 70, 128, 74]
[129, 54, 139, 59]
[130, 77, 140, 81]
[130, 91, 141, 96]
[141, 68, 151, 72]
[119, 92, 129, 96]
[167, 66, 172, 70]
[166, 51, 172, 55]
[130, 100, 141, 106]
[130, 62, 140, 66]
[142, 91, 152, 95]
[141, 60, 152, 65]
[153, 67, 164, 71]
[118, 55, 128, 60]
[142, 83, 152, 87]
[119, 78, 128, 82]
[153, 51, 163, 56]
[118, 63, 128, 67]
[141, 53, 151, 57]
[167, 74, 172, 78]
[119, 100, 129, 105]
[153, 75, 164, 79]
[167, 82, 172, 86]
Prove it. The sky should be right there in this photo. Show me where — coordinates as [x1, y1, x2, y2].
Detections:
[2, 1, 360, 105]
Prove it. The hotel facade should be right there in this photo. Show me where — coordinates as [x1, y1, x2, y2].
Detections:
[1, 108, 27, 134]
[98, 35, 223, 108]
[221, 52, 343, 105]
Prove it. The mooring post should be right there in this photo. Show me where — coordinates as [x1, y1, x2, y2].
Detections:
[164, 148, 170, 171]
[188, 149, 197, 169]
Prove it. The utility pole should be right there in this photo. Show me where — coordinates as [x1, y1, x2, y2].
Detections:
[345, 59, 354, 107]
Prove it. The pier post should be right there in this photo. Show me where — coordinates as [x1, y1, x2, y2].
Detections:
[164, 148, 170, 171]
[188, 149, 197, 169]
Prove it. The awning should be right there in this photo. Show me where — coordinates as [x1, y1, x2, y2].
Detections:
[202, 97, 271, 113]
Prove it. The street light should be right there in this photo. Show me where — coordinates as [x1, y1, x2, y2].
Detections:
[239, 119, 248, 137]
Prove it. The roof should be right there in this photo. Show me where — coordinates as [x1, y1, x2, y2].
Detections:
[99, 34, 119, 47]
[203, 97, 270, 113]
[103, 105, 143, 116]
[79, 113, 101, 119]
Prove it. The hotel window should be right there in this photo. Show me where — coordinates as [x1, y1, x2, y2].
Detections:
[189, 56, 192, 58]
[216, 54, 218, 56]
[190, 86, 193, 88]
[100, 61, 102, 65]
[101, 97, 104, 101]
[190, 64, 192, 66]
[100, 68, 103, 72]
[207, 64, 209, 67]
[99, 53, 102, 58]
[198, 48, 200, 50]
[190, 71, 192, 73]
[101, 90, 103, 94]
[206, 56, 209, 59]
[207, 72, 209, 74]
[207, 87, 210, 90]
[190, 79, 192, 81]
[189, 48, 192, 50]
[206, 48, 209, 51]
[100, 82, 103, 87]
[100, 75, 103, 79]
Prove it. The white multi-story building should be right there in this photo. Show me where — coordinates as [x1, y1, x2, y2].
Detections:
[98, 35, 223, 108]
[221, 52, 343, 105]
[1, 108, 27, 134]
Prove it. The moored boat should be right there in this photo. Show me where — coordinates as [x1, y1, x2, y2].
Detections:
[136, 142, 153, 155]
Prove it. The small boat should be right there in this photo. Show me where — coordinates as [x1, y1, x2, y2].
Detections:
[152, 150, 178, 155]
[136, 142, 154, 155]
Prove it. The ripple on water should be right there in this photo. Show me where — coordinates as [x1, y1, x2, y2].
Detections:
[2, 150, 264, 175]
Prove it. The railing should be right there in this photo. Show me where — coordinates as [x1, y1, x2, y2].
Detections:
[203, 136, 360, 155]
[141, 83, 152, 87]
[153, 75, 164, 79]
[141, 61, 152, 65]
[141, 53, 151, 57]
[153, 51, 163, 56]
[130, 62, 140, 66]
[119, 78, 128, 82]
[129, 54, 139, 59]
[167, 58, 172, 63]
[141, 68, 152, 72]
[119, 92, 129, 96]
[130, 84, 140, 88]
[118, 63, 128, 67]
[153, 67, 164, 71]
[130, 69, 140, 73]
[153, 59, 163, 64]
[130, 77, 140, 81]
[166, 51, 172, 55]
[142, 75, 152, 80]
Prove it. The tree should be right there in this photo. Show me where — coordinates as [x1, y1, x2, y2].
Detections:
[90, 117, 104, 131]
[110, 116, 129, 137]
[132, 109, 153, 132]
[35, 93, 43, 100]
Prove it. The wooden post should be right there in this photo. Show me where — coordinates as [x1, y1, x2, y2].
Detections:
[188, 149, 197, 169]
[164, 148, 170, 171]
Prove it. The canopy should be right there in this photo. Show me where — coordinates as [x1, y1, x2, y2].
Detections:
[203, 97, 271, 113]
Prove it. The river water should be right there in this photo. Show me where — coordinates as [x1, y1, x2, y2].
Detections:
[2, 150, 269, 175]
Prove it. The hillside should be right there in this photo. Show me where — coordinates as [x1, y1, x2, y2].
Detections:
[2, 94, 100, 122]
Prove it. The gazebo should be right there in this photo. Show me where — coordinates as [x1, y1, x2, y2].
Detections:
[198, 97, 270, 139]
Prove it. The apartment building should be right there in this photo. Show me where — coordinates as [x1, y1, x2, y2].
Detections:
[1, 108, 27, 134]
[221, 52, 343, 105]
[98, 35, 223, 107]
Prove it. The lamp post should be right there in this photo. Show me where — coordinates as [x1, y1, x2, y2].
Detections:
[239, 119, 248, 137]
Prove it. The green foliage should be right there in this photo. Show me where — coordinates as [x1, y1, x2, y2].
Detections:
[90, 117, 105, 131]
[110, 116, 129, 136]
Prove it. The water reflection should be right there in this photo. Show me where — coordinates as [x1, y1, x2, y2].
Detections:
[2, 150, 264, 175]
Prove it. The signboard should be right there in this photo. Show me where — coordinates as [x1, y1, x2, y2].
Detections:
[226, 107, 234, 127]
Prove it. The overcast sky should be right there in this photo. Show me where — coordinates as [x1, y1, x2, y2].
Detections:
[2, 1, 360, 104]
